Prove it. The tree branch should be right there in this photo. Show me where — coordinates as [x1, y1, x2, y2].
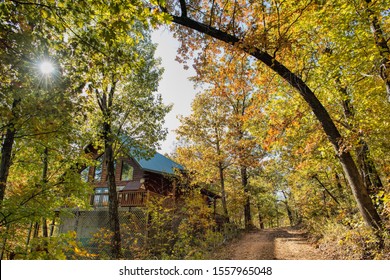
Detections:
[170, 14, 343, 148]
[10, 0, 52, 9]
[179, 0, 188, 17]
[312, 174, 340, 205]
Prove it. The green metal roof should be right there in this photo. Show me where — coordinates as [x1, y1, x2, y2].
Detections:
[117, 135, 183, 175]
[134, 152, 184, 175]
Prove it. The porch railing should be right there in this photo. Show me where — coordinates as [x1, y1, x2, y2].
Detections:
[91, 190, 162, 208]
[119, 190, 148, 207]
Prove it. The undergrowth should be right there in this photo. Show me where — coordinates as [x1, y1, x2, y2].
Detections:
[88, 194, 240, 260]
[305, 214, 390, 260]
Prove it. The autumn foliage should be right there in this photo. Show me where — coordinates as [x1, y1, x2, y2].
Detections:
[1, 0, 390, 260]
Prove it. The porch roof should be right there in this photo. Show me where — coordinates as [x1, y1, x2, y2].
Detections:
[122, 181, 142, 191]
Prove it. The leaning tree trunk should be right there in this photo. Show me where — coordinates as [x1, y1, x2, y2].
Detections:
[168, 10, 384, 234]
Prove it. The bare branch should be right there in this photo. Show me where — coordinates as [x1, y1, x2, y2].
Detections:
[179, 0, 188, 17]
[209, 0, 216, 26]
[312, 174, 341, 205]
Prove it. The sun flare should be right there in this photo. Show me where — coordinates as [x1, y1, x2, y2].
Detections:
[39, 61, 54, 75]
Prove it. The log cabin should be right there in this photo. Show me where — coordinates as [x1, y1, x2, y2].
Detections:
[80, 150, 184, 208]
[58, 148, 223, 246]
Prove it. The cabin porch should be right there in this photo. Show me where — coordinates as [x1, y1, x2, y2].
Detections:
[91, 190, 163, 208]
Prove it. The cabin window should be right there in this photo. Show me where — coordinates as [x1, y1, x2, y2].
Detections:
[93, 187, 108, 207]
[121, 161, 134, 181]
[80, 167, 90, 182]
[94, 156, 103, 181]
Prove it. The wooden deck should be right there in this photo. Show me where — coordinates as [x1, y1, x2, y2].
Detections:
[92, 190, 163, 208]
[118, 190, 162, 207]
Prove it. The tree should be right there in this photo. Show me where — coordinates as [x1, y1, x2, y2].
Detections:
[1, 0, 170, 259]
[0, 1, 100, 258]
[177, 52, 266, 229]
[176, 92, 231, 219]
[154, 0, 386, 236]
[0, 0, 85, 207]
[65, 7, 169, 258]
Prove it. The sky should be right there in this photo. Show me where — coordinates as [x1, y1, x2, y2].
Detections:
[151, 28, 197, 155]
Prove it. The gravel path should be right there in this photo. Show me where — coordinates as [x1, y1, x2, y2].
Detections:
[211, 227, 327, 260]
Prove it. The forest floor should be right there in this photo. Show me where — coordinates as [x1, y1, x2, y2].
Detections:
[210, 227, 328, 260]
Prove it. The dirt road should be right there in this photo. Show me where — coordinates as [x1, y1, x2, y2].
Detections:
[211, 227, 327, 260]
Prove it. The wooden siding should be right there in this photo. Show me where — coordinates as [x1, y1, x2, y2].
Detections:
[144, 171, 174, 196]
[86, 153, 179, 208]
[91, 156, 144, 188]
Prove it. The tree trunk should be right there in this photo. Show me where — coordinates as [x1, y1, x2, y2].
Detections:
[339, 152, 382, 231]
[33, 222, 39, 238]
[103, 120, 122, 259]
[338, 83, 384, 197]
[256, 203, 264, 229]
[97, 77, 122, 259]
[218, 162, 229, 220]
[241, 166, 253, 230]
[26, 222, 33, 252]
[169, 11, 384, 234]
[0, 98, 20, 203]
[42, 147, 49, 238]
[215, 127, 229, 220]
[280, 191, 295, 226]
[356, 139, 384, 196]
[285, 202, 294, 227]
